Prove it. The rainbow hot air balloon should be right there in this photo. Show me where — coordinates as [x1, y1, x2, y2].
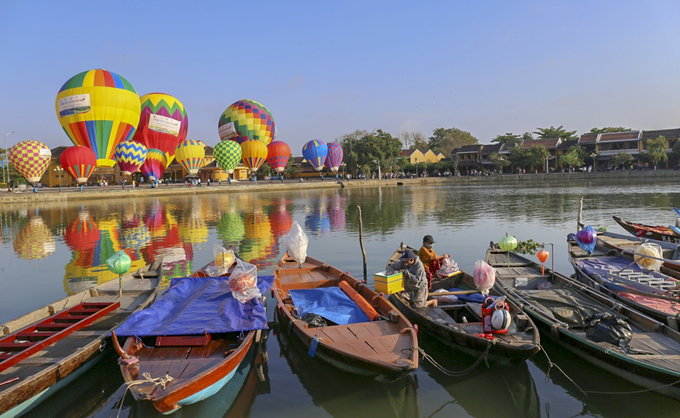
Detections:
[218, 99, 275, 145]
[140, 148, 167, 181]
[132, 93, 188, 165]
[267, 140, 290, 173]
[302, 140, 328, 171]
[9, 140, 51, 183]
[174, 139, 205, 176]
[114, 139, 148, 175]
[213, 140, 242, 174]
[240, 139, 268, 173]
[324, 142, 344, 173]
[55, 69, 141, 167]
[60, 146, 97, 184]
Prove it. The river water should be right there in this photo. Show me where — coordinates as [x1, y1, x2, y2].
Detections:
[2, 177, 680, 417]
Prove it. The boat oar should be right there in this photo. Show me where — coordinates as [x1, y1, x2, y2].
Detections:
[604, 282, 680, 303]
[428, 289, 480, 297]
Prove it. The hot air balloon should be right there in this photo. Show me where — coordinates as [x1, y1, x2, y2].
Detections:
[240, 140, 268, 173]
[218, 99, 275, 145]
[114, 139, 148, 175]
[55, 69, 141, 167]
[60, 146, 97, 184]
[267, 141, 291, 173]
[132, 93, 188, 165]
[213, 140, 242, 174]
[324, 142, 344, 173]
[302, 140, 328, 171]
[9, 140, 51, 184]
[140, 148, 167, 181]
[174, 139, 205, 176]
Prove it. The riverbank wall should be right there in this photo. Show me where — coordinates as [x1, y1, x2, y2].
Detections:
[1, 169, 678, 206]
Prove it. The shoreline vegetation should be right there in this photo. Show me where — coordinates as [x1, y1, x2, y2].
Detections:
[1, 169, 679, 206]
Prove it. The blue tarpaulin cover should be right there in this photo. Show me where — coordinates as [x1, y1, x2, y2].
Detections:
[290, 287, 369, 325]
[447, 288, 496, 303]
[114, 275, 274, 337]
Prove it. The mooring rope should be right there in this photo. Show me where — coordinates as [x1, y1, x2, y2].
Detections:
[111, 372, 174, 418]
[404, 341, 494, 377]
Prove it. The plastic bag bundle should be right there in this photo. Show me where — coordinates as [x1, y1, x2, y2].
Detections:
[635, 242, 663, 271]
[437, 256, 459, 276]
[229, 258, 260, 303]
[106, 250, 131, 275]
[431, 288, 459, 304]
[283, 221, 308, 266]
[205, 244, 236, 277]
[584, 313, 633, 346]
[473, 260, 495, 296]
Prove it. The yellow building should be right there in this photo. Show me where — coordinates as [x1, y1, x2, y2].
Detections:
[399, 149, 443, 164]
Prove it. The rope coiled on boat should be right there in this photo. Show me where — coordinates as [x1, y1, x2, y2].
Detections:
[404, 341, 494, 377]
[111, 372, 175, 418]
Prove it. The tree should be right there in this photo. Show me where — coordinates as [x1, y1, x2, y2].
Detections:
[522, 132, 534, 141]
[338, 130, 368, 176]
[508, 146, 529, 170]
[559, 145, 586, 170]
[428, 127, 478, 155]
[284, 153, 298, 176]
[528, 145, 550, 170]
[489, 152, 510, 172]
[671, 141, 680, 167]
[645, 135, 669, 168]
[411, 136, 429, 152]
[612, 152, 634, 169]
[533, 125, 577, 141]
[398, 131, 426, 150]
[340, 129, 402, 177]
[491, 133, 522, 145]
[588, 127, 632, 134]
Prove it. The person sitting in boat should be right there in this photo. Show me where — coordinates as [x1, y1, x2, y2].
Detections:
[387, 250, 437, 308]
[418, 235, 450, 287]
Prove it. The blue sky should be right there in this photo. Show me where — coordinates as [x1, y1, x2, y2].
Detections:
[1, 1, 679, 155]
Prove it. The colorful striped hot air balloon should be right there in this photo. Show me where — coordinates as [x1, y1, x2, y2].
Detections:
[60, 146, 97, 184]
[174, 139, 205, 176]
[140, 148, 167, 181]
[324, 142, 344, 173]
[132, 93, 188, 165]
[267, 141, 290, 173]
[213, 140, 242, 174]
[302, 140, 328, 171]
[9, 140, 51, 183]
[240, 139, 268, 173]
[114, 139, 148, 175]
[218, 99, 275, 145]
[55, 69, 141, 168]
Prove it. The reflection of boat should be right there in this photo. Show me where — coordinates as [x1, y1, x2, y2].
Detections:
[487, 245, 680, 400]
[112, 260, 272, 414]
[420, 333, 541, 418]
[614, 216, 680, 243]
[273, 253, 418, 381]
[0, 259, 163, 418]
[387, 244, 540, 364]
[568, 234, 680, 328]
[274, 312, 419, 418]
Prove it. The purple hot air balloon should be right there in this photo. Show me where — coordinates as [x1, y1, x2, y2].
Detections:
[324, 142, 344, 173]
[576, 225, 597, 255]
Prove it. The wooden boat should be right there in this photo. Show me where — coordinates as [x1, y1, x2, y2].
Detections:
[0, 258, 163, 418]
[272, 252, 418, 381]
[614, 216, 680, 244]
[487, 244, 680, 400]
[386, 245, 540, 364]
[112, 257, 271, 414]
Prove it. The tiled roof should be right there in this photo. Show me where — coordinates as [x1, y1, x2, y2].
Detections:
[579, 133, 598, 143]
[204, 145, 214, 157]
[599, 131, 640, 142]
[400, 149, 416, 157]
[457, 145, 483, 153]
[50, 146, 70, 158]
[521, 138, 561, 149]
[641, 128, 680, 140]
[558, 139, 579, 150]
[480, 143, 502, 155]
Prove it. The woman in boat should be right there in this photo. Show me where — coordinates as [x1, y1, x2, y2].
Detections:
[387, 250, 437, 308]
[418, 235, 450, 287]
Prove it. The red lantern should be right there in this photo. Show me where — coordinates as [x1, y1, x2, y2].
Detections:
[60, 146, 97, 184]
[537, 249, 549, 274]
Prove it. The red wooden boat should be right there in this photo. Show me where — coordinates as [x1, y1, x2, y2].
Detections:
[614, 216, 680, 244]
[0, 258, 163, 418]
[112, 257, 271, 414]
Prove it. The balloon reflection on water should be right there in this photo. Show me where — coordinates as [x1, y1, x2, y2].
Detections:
[13, 216, 55, 260]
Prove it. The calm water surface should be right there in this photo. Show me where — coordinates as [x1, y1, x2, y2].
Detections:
[2, 177, 680, 417]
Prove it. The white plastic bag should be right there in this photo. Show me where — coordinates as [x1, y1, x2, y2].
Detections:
[229, 258, 260, 303]
[431, 288, 459, 304]
[282, 221, 308, 266]
[473, 260, 496, 296]
[205, 244, 236, 277]
[635, 243, 663, 271]
[438, 256, 459, 276]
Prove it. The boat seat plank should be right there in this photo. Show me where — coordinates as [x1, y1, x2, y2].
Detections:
[495, 267, 549, 280]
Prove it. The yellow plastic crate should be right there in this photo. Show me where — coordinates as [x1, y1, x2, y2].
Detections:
[373, 271, 404, 294]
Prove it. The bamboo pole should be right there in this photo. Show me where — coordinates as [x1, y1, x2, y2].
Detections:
[577, 195, 584, 231]
[357, 205, 367, 283]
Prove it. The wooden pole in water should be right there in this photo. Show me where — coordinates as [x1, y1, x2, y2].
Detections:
[357, 205, 367, 283]
[577, 195, 584, 231]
